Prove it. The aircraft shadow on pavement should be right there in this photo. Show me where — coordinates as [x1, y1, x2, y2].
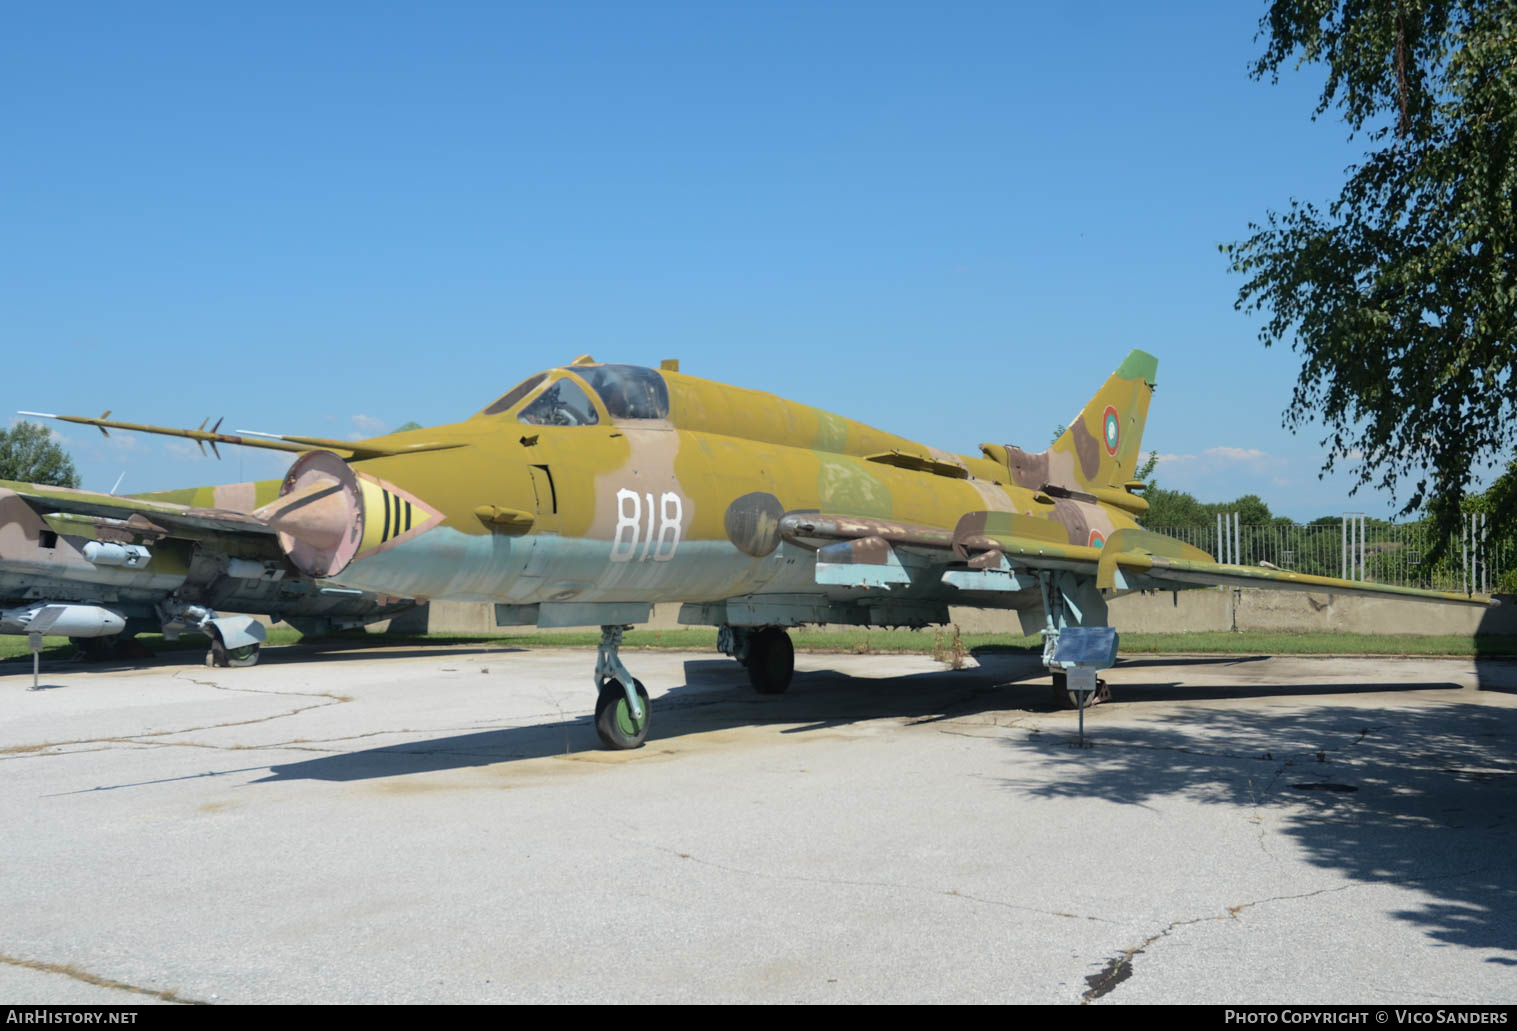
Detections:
[1107, 654, 1272, 669]
[1475, 601, 1517, 694]
[256, 643, 528, 666]
[1002, 700, 1517, 958]
[0, 641, 528, 678]
[262, 652, 1486, 781]
[259, 654, 1055, 785]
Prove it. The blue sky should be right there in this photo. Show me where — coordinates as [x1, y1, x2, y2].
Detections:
[0, 2, 1431, 520]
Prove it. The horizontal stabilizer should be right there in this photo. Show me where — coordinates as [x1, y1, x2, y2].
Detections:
[1095, 528, 1214, 587]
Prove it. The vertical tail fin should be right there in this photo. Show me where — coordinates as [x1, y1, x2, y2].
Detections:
[1001, 350, 1158, 491]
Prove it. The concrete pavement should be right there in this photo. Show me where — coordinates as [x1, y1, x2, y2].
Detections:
[2, 642, 1514, 1004]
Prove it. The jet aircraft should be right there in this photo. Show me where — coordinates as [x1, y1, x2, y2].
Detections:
[21, 351, 1492, 745]
[1, 472, 418, 671]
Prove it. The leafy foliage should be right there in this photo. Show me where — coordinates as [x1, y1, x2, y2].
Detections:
[1142, 487, 1278, 527]
[0, 421, 80, 487]
[1225, 0, 1517, 558]
[1136, 449, 1276, 527]
[1466, 457, 1517, 589]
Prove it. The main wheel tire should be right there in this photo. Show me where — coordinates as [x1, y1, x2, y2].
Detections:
[595, 677, 650, 750]
[747, 628, 794, 695]
[206, 628, 262, 668]
[1050, 671, 1110, 709]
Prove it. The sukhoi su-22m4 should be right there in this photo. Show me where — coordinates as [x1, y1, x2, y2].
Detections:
[23, 350, 1494, 747]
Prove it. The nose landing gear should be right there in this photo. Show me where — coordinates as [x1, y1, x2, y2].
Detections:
[593, 625, 649, 749]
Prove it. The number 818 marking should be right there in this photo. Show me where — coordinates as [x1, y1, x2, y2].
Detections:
[612, 489, 684, 562]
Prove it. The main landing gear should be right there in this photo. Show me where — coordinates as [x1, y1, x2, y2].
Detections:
[588, 624, 799, 751]
[594, 625, 649, 749]
[206, 625, 262, 668]
[1034, 570, 1116, 710]
[718, 625, 795, 694]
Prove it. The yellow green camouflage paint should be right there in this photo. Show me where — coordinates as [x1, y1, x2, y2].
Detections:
[15, 348, 1493, 627]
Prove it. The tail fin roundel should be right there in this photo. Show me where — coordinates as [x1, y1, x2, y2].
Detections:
[1001, 350, 1158, 492]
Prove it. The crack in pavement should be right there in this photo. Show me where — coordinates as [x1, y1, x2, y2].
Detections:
[0, 672, 353, 759]
[1042, 726, 1501, 790]
[935, 726, 1022, 741]
[0, 952, 207, 1005]
[40, 719, 611, 795]
[1080, 866, 1492, 1004]
[626, 838, 1115, 924]
[536, 682, 576, 757]
[1369, 985, 1462, 1002]
[32, 712, 624, 795]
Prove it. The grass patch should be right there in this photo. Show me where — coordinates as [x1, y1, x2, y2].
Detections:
[1116, 631, 1517, 656]
[0, 628, 309, 663]
[4, 626, 1516, 664]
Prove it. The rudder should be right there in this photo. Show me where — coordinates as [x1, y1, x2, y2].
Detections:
[1000, 350, 1158, 491]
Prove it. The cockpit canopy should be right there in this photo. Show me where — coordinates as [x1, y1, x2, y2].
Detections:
[481, 373, 548, 416]
[519, 378, 598, 426]
[573, 364, 669, 420]
[480, 364, 671, 424]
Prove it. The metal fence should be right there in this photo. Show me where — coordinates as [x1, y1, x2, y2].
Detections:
[1147, 513, 1509, 595]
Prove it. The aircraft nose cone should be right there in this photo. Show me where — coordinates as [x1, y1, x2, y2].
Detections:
[253, 451, 364, 577]
[258, 481, 352, 551]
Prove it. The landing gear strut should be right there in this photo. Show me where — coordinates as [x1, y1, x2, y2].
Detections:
[719, 625, 795, 694]
[593, 625, 649, 749]
[1036, 570, 1115, 709]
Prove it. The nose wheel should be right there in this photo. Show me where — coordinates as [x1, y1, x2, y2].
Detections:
[595, 677, 650, 749]
[593, 625, 650, 749]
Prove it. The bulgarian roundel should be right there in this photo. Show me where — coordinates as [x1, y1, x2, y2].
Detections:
[1089, 530, 1106, 548]
[1101, 405, 1120, 457]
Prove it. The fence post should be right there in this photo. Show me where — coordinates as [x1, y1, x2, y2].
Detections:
[1358, 514, 1365, 581]
[1341, 515, 1348, 580]
[1462, 512, 1469, 596]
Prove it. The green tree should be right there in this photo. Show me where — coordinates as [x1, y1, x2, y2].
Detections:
[0, 421, 80, 487]
[1225, 0, 1517, 558]
[1142, 487, 1213, 527]
[1466, 456, 1517, 590]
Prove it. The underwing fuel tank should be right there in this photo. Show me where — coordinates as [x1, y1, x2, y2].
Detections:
[0, 603, 126, 638]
